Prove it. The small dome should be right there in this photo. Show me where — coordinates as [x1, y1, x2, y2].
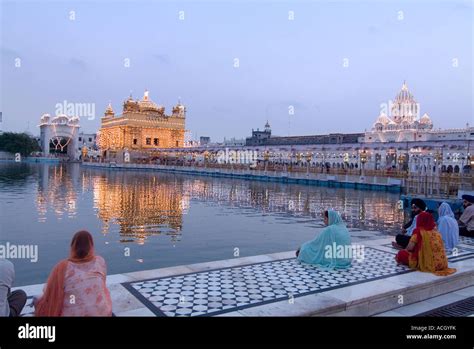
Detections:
[40, 114, 51, 122]
[138, 90, 163, 112]
[395, 82, 415, 102]
[420, 113, 432, 124]
[51, 114, 70, 124]
[104, 102, 115, 116]
[375, 112, 391, 125]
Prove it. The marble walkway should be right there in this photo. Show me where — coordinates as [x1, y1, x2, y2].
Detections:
[15, 235, 474, 317]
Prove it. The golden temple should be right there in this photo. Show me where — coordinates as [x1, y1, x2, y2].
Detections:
[98, 90, 186, 159]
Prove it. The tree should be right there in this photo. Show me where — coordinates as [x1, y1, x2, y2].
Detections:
[0, 132, 41, 156]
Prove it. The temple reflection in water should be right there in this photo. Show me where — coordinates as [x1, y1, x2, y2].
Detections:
[32, 163, 404, 245]
[91, 170, 186, 244]
[36, 163, 81, 222]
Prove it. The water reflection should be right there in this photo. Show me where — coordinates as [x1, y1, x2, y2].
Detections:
[84, 166, 404, 239]
[0, 162, 406, 285]
[1, 163, 404, 244]
[91, 170, 185, 243]
[36, 164, 80, 221]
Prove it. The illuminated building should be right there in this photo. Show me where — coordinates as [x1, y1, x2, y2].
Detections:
[98, 90, 186, 160]
[238, 82, 473, 173]
[39, 114, 80, 159]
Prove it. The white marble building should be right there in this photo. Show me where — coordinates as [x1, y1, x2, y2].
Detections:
[39, 114, 80, 159]
[197, 83, 474, 174]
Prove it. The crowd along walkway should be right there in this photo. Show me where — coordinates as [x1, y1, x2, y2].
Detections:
[16, 235, 474, 317]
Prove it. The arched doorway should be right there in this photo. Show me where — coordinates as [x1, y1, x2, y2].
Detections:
[49, 137, 71, 155]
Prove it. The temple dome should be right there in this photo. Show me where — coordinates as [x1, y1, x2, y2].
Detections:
[375, 112, 390, 125]
[104, 102, 115, 116]
[138, 90, 163, 112]
[420, 113, 432, 124]
[51, 114, 70, 125]
[40, 114, 51, 124]
[395, 81, 415, 102]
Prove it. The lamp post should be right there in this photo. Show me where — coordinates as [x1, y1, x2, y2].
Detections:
[204, 151, 209, 169]
[467, 153, 473, 174]
[434, 150, 443, 174]
[264, 150, 270, 174]
[360, 150, 368, 182]
[398, 153, 406, 173]
[305, 152, 313, 177]
[81, 146, 88, 162]
[343, 152, 349, 173]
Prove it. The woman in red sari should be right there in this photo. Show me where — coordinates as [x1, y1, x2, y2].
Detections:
[396, 212, 456, 276]
[35, 230, 112, 316]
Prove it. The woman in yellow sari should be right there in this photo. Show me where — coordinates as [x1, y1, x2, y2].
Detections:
[395, 212, 456, 276]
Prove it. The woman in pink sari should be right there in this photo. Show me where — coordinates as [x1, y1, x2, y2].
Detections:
[35, 230, 112, 316]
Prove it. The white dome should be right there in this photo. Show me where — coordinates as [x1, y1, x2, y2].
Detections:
[420, 113, 432, 124]
[51, 114, 73, 125]
[375, 112, 391, 125]
[40, 114, 51, 122]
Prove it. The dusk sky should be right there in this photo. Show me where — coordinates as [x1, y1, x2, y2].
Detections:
[1, 0, 472, 141]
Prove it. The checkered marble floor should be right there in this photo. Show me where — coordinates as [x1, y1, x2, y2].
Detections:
[460, 235, 474, 246]
[122, 247, 413, 317]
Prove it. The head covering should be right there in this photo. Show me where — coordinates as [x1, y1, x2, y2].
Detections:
[327, 210, 344, 226]
[438, 202, 455, 219]
[437, 202, 459, 251]
[462, 194, 474, 204]
[297, 210, 351, 269]
[416, 211, 436, 231]
[35, 231, 96, 317]
[411, 198, 427, 211]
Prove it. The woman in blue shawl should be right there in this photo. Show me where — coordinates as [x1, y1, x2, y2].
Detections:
[437, 202, 459, 252]
[296, 210, 352, 268]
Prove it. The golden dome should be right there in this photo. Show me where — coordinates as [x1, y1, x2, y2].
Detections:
[138, 90, 163, 112]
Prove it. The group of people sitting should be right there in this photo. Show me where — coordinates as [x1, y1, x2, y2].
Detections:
[2, 196, 473, 317]
[1, 231, 112, 317]
[297, 195, 474, 276]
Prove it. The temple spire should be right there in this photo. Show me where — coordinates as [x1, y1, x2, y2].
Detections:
[402, 80, 408, 91]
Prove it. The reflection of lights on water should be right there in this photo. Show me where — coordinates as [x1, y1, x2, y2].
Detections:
[35, 164, 79, 222]
[33, 164, 404, 245]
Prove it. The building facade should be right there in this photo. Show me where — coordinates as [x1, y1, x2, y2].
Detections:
[236, 82, 473, 173]
[246, 120, 363, 146]
[39, 114, 80, 159]
[98, 90, 186, 159]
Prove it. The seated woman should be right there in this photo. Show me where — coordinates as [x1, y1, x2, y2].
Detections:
[437, 202, 459, 253]
[395, 212, 456, 276]
[35, 230, 112, 316]
[297, 210, 352, 269]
